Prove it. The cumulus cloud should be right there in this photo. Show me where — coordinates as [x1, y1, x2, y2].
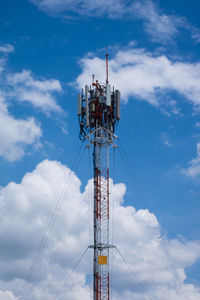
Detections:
[0, 97, 42, 161]
[7, 70, 63, 114]
[181, 143, 200, 179]
[30, 0, 200, 43]
[0, 43, 62, 114]
[76, 47, 200, 111]
[0, 290, 16, 300]
[0, 43, 63, 161]
[0, 159, 200, 299]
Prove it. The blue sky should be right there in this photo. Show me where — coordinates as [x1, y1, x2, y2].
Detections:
[1, 0, 200, 299]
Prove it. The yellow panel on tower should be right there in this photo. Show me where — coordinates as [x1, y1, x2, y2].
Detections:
[98, 256, 108, 265]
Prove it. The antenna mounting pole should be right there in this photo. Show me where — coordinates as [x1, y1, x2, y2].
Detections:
[106, 53, 109, 84]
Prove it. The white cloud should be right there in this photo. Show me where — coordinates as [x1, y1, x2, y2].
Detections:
[76, 48, 200, 111]
[0, 44, 14, 54]
[192, 32, 200, 44]
[131, 1, 197, 43]
[30, 0, 127, 18]
[7, 70, 63, 114]
[0, 54, 7, 74]
[168, 100, 181, 115]
[0, 290, 16, 300]
[0, 44, 62, 114]
[181, 143, 200, 179]
[30, 0, 200, 43]
[0, 44, 13, 74]
[0, 159, 199, 299]
[0, 97, 42, 161]
[0, 44, 63, 161]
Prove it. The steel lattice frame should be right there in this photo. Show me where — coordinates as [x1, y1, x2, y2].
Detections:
[78, 60, 120, 300]
[93, 129, 111, 300]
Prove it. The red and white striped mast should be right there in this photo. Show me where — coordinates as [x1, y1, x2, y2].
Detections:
[78, 54, 120, 300]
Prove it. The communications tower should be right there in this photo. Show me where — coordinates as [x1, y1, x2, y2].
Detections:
[78, 55, 120, 300]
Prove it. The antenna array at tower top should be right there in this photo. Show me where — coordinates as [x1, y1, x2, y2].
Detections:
[78, 55, 120, 141]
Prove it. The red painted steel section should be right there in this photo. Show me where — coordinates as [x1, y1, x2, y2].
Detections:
[96, 272, 99, 300]
[108, 273, 110, 300]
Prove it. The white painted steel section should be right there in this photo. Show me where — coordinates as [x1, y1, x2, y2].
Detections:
[78, 93, 82, 116]
[85, 85, 89, 126]
[106, 84, 111, 106]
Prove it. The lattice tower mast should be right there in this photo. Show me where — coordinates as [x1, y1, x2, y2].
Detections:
[78, 54, 120, 300]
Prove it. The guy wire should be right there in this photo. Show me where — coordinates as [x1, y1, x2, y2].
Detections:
[115, 247, 154, 300]
[17, 142, 86, 300]
[53, 247, 89, 299]
[116, 138, 189, 300]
